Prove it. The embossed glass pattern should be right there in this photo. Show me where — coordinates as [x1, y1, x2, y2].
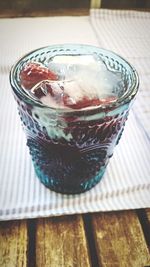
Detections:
[10, 44, 139, 194]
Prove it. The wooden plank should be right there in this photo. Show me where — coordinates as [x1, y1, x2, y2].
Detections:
[0, 220, 28, 267]
[102, 0, 148, 9]
[91, 210, 150, 267]
[36, 215, 91, 267]
[90, 0, 102, 8]
[0, 0, 90, 18]
[0, 8, 89, 18]
[0, 0, 90, 10]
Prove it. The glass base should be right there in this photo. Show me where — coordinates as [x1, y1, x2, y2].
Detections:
[34, 163, 106, 194]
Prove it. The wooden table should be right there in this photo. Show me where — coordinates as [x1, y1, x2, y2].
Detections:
[0, 209, 150, 266]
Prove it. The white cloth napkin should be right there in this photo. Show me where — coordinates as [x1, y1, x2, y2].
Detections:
[0, 12, 150, 220]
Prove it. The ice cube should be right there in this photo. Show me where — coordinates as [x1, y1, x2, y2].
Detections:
[50, 55, 101, 65]
[48, 54, 107, 81]
[25, 54, 123, 109]
[59, 65, 122, 103]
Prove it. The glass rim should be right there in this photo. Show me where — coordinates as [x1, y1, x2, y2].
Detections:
[10, 44, 139, 114]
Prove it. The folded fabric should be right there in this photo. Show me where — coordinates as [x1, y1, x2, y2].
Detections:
[90, 9, 150, 135]
[0, 12, 150, 220]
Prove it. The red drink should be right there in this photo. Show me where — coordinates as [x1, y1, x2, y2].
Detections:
[10, 44, 139, 194]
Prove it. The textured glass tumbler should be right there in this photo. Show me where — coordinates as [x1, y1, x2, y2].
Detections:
[10, 44, 139, 194]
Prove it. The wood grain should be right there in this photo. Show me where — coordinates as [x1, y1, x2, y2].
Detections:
[0, 0, 150, 18]
[36, 215, 91, 267]
[91, 210, 150, 267]
[0, 0, 90, 10]
[0, 0, 90, 18]
[0, 8, 89, 18]
[0, 220, 28, 267]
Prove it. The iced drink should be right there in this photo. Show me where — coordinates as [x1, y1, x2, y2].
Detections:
[10, 44, 139, 194]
